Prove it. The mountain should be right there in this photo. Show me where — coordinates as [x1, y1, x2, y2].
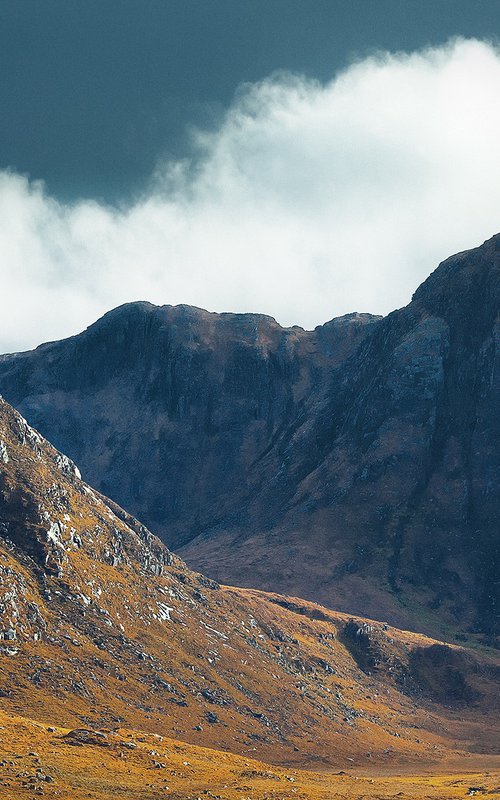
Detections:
[0, 302, 379, 546]
[0, 394, 499, 798]
[0, 235, 498, 640]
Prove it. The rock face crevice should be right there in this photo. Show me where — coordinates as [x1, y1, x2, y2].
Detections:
[0, 235, 498, 639]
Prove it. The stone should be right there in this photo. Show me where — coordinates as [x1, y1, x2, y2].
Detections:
[61, 729, 110, 747]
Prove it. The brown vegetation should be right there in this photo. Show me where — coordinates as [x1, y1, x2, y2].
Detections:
[0, 396, 498, 797]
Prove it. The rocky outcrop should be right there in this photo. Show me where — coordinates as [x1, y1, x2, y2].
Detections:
[0, 235, 498, 639]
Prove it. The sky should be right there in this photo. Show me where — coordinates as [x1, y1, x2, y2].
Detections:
[2, 1, 500, 352]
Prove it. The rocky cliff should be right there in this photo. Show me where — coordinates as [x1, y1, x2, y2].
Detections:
[0, 303, 378, 546]
[0, 235, 498, 640]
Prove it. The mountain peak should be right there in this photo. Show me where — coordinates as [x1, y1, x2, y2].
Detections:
[412, 232, 500, 311]
[0, 236, 498, 642]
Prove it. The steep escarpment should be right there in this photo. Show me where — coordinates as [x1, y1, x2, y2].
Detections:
[0, 304, 377, 549]
[195, 234, 498, 639]
[0, 234, 498, 640]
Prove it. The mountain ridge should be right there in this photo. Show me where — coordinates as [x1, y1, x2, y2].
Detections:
[0, 234, 498, 641]
[2, 392, 498, 778]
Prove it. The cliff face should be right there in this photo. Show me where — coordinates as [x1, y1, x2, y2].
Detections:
[214, 235, 499, 637]
[0, 303, 378, 548]
[0, 235, 498, 638]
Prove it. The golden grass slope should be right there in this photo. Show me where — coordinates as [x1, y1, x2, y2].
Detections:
[0, 394, 499, 796]
[0, 709, 499, 800]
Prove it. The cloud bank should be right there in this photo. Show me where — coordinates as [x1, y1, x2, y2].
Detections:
[2, 38, 500, 353]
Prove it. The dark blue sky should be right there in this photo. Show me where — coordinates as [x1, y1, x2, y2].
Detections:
[1, 0, 500, 202]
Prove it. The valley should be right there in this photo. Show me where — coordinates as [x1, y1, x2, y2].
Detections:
[0, 236, 498, 797]
[0, 392, 498, 797]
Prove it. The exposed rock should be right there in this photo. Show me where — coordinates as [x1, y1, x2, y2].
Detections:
[0, 235, 498, 637]
[4, 391, 497, 767]
[62, 729, 110, 747]
[0, 303, 376, 550]
[54, 453, 81, 480]
[340, 621, 381, 674]
[0, 440, 8, 464]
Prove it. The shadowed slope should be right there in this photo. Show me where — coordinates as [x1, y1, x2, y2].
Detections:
[0, 235, 498, 639]
[0, 395, 499, 780]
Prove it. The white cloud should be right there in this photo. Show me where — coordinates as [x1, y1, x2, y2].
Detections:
[2, 38, 500, 352]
